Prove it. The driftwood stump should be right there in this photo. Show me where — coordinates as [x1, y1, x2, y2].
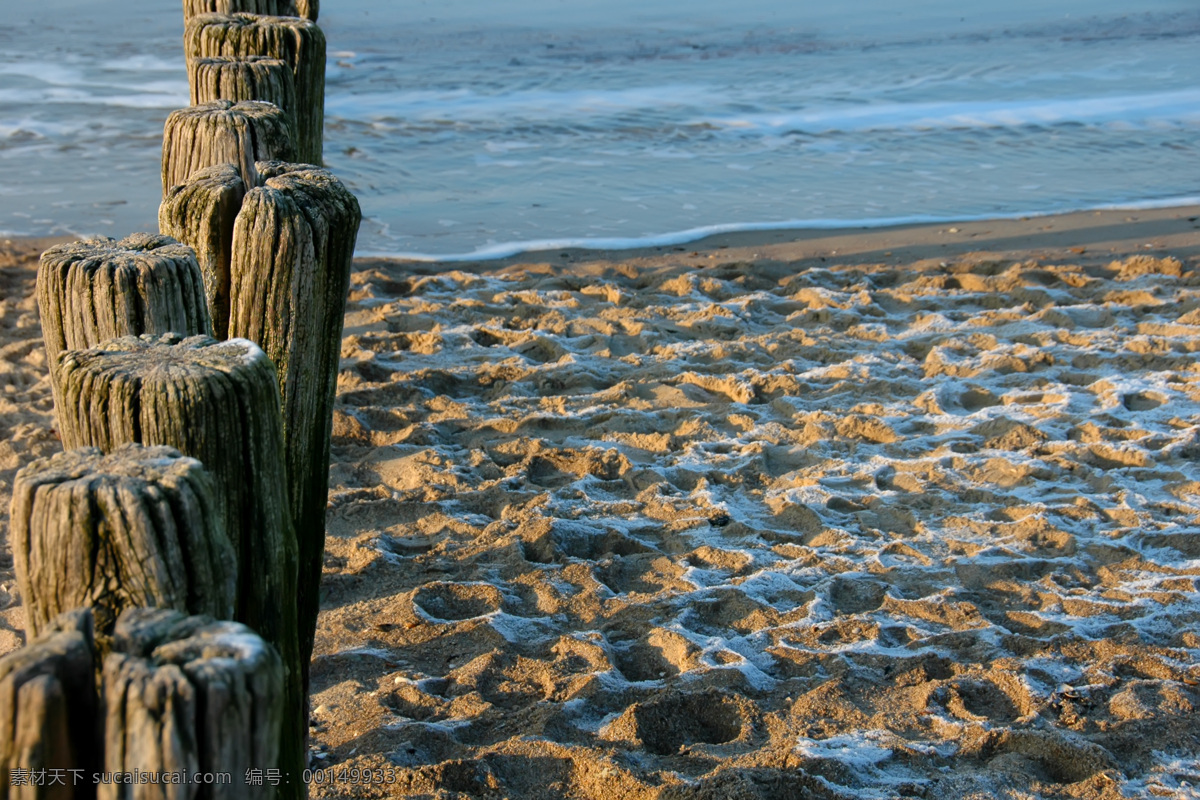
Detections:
[103, 608, 284, 800]
[50, 333, 305, 791]
[10, 444, 236, 640]
[182, 0, 318, 22]
[36, 234, 211, 368]
[230, 161, 360, 688]
[185, 14, 325, 165]
[0, 610, 97, 800]
[159, 164, 246, 339]
[188, 56, 297, 151]
[162, 100, 294, 198]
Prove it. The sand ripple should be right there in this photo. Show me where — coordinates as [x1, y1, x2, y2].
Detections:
[310, 251, 1200, 798]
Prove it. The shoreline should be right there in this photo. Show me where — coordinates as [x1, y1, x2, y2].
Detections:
[6, 203, 1200, 277]
[358, 203, 1200, 275]
[354, 199, 1200, 265]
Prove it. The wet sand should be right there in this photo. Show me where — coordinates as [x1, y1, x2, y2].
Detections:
[3, 206, 1200, 798]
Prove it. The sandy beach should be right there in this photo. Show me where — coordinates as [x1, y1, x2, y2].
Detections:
[3, 205, 1200, 798]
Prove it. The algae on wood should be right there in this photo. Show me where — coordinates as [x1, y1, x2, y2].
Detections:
[10, 444, 235, 639]
[36, 234, 211, 368]
[159, 164, 246, 339]
[162, 99, 294, 197]
[185, 13, 325, 165]
[229, 161, 360, 689]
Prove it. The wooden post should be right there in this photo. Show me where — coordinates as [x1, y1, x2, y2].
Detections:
[292, 0, 317, 21]
[36, 234, 211, 368]
[103, 608, 284, 800]
[0, 610, 97, 800]
[229, 161, 360, 693]
[183, 0, 286, 21]
[184, 13, 325, 165]
[10, 444, 236, 640]
[0, 607, 284, 800]
[182, 0, 318, 22]
[188, 56, 298, 151]
[51, 333, 305, 792]
[159, 164, 246, 339]
[162, 100, 294, 198]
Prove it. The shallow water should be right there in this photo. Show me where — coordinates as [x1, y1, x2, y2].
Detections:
[1, 0, 1198, 258]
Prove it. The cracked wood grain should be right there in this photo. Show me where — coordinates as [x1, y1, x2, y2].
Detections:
[188, 56, 297, 155]
[159, 164, 246, 339]
[162, 100, 294, 199]
[36, 234, 211, 368]
[229, 161, 360, 697]
[50, 333, 304, 792]
[10, 444, 235, 639]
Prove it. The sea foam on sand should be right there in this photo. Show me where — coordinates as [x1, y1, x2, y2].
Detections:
[1, 224, 1199, 798]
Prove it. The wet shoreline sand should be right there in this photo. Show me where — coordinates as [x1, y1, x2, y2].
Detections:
[3, 205, 1200, 798]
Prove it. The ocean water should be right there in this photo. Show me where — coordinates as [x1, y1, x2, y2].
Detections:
[1, 0, 1198, 259]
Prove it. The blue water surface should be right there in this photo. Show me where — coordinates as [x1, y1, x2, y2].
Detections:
[1, 0, 1197, 258]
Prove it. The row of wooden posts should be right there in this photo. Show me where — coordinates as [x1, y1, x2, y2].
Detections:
[2, 0, 360, 797]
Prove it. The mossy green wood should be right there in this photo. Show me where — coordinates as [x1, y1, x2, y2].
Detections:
[10, 444, 236, 639]
[184, 13, 325, 165]
[229, 161, 360, 696]
[159, 163, 247, 340]
[50, 333, 305, 793]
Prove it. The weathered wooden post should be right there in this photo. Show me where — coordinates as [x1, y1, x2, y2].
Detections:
[183, 0, 286, 20]
[188, 56, 298, 149]
[36, 234, 211, 368]
[103, 608, 284, 800]
[184, 13, 325, 165]
[50, 333, 305, 791]
[159, 164, 246, 339]
[162, 100, 294, 198]
[0, 607, 284, 800]
[10, 444, 236, 639]
[182, 0, 318, 22]
[292, 0, 317, 21]
[229, 161, 360, 691]
[0, 610, 97, 800]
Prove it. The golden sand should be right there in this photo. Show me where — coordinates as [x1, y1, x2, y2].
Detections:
[2, 206, 1200, 798]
